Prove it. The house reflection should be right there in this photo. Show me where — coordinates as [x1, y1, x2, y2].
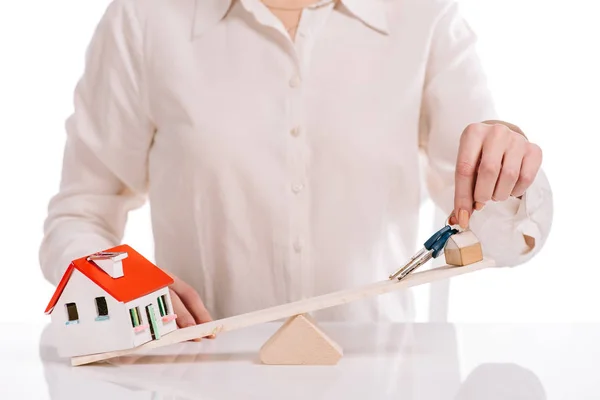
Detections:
[455, 362, 547, 400]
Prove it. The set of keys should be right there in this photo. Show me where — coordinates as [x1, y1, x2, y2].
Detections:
[389, 224, 459, 281]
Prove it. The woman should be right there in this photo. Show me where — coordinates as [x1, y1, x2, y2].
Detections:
[39, 0, 553, 330]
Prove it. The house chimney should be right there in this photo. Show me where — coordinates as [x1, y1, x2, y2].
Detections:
[88, 251, 128, 278]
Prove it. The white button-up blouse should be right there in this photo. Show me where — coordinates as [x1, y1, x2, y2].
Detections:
[40, 0, 553, 321]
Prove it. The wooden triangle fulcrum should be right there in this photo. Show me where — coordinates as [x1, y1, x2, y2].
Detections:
[259, 313, 342, 365]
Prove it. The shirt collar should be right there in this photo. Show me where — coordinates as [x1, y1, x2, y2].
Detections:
[341, 0, 389, 34]
[192, 0, 389, 38]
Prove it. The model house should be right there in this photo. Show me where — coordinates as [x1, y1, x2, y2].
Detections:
[44, 244, 178, 358]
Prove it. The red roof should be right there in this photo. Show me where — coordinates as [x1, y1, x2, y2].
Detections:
[44, 244, 173, 314]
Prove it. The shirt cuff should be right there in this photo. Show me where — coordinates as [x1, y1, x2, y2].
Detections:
[467, 168, 553, 267]
[513, 177, 546, 253]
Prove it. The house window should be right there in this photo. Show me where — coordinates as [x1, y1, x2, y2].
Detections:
[129, 306, 142, 327]
[95, 297, 109, 321]
[157, 294, 169, 317]
[65, 303, 79, 325]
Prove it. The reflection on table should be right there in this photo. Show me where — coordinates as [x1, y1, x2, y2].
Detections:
[38, 321, 548, 400]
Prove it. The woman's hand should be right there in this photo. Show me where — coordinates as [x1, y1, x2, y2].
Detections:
[168, 274, 215, 341]
[450, 121, 543, 228]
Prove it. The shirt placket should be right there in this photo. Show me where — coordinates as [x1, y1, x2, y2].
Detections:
[287, 74, 306, 301]
[287, 2, 334, 301]
[287, 37, 308, 302]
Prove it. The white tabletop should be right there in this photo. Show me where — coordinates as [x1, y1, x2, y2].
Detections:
[1, 321, 599, 399]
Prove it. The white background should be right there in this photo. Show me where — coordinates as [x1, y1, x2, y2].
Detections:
[0, 0, 598, 325]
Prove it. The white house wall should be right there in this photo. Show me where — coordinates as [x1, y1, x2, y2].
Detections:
[125, 287, 177, 347]
[51, 270, 133, 358]
[156, 288, 178, 336]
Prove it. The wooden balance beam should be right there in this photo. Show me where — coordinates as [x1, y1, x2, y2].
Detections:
[71, 257, 495, 366]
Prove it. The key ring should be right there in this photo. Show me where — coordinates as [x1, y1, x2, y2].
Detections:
[445, 212, 465, 233]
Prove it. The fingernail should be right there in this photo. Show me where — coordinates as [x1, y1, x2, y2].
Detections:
[474, 202, 485, 211]
[458, 209, 469, 229]
[449, 216, 457, 225]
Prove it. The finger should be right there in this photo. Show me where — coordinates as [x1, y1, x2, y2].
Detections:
[474, 125, 509, 205]
[171, 276, 213, 324]
[170, 289, 204, 342]
[492, 139, 525, 201]
[170, 289, 195, 328]
[512, 143, 542, 197]
[454, 124, 485, 228]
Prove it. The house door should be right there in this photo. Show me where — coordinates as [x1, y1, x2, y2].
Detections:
[145, 304, 160, 340]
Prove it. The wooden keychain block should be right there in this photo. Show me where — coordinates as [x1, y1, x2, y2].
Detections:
[444, 230, 484, 266]
[259, 313, 343, 365]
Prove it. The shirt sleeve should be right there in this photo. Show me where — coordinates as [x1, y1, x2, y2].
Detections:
[39, 0, 155, 285]
[418, 0, 554, 267]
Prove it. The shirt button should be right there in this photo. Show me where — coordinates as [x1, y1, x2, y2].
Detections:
[289, 75, 301, 88]
[292, 183, 304, 193]
[290, 126, 300, 137]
